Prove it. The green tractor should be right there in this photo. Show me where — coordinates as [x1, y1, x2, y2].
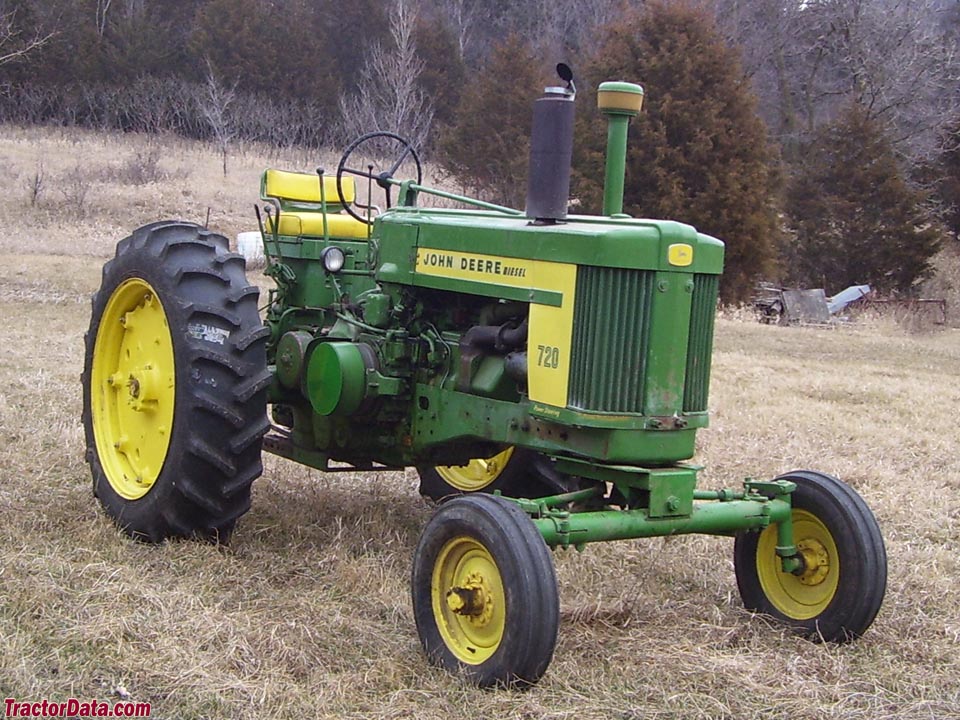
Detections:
[82, 66, 886, 687]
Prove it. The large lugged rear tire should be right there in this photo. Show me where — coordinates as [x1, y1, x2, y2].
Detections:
[734, 470, 886, 642]
[82, 221, 271, 542]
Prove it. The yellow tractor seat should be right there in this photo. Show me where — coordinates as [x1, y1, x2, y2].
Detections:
[264, 212, 370, 240]
[261, 168, 356, 209]
[260, 168, 369, 239]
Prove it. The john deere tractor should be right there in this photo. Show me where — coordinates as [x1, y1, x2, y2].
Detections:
[82, 66, 886, 687]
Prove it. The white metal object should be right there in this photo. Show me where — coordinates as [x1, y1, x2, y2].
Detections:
[237, 231, 264, 263]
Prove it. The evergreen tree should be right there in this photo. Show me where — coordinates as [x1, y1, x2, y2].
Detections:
[190, 0, 276, 93]
[436, 35, 544, 207]
[316, 0, 388, 95]
[413, 17, 466, 131]
[784, 103, 942, 294]
[98, 4, 186, 83]
[572, 1, 779, 303]
[190, 0, 342, 100]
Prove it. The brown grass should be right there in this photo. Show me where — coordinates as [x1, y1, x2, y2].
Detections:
[921, 243, 960, 327]
[1, 126, 959, 719]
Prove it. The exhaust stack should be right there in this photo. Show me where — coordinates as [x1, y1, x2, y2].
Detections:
[597, 81, 644, 217]
[525, 64, 576, 223]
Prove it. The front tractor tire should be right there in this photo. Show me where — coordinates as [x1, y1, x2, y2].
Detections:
[411, 494, 560, 688]
[734, 470, 887, 642]
[82, 222, 270, 542]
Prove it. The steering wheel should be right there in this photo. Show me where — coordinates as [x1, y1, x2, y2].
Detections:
[336, 131, 423, 225]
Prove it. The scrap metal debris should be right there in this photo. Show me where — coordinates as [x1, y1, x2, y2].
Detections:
[753, 283, 872, 325]
[753, 282, 948, 326]
[827, 284, 871, 314]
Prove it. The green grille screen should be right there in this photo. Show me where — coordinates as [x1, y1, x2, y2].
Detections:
[683, 274, 718, 412]
[568, 267, 654, 412]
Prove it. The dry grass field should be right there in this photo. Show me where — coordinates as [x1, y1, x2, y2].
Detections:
[1, 126, 959, 719]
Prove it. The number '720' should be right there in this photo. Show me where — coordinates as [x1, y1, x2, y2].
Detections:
[537, 344, 560, 369]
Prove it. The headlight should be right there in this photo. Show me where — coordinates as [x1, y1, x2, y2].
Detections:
[321, 246, 346, 273]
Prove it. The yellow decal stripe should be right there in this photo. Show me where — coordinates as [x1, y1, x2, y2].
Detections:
[527, 264, 576, 406]
[415, 249, 577, 408]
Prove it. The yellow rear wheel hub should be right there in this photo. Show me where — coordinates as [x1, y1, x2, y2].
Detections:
[432, 536, 505, 664]
[435, 448, 515, 492]
[91, 278, 175, 500]
[757, 509, 839, 619]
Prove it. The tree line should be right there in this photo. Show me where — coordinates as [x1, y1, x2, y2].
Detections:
[1, 0, 958, 302]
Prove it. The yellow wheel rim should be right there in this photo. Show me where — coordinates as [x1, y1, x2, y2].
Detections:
[431, 536, 505, 664]
[757, 509, 840, 620]
[90, 278, 175, 500]
[435, 448, 515, 492]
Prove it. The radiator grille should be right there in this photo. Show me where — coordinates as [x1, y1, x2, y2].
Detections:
[568, 267, 654, 412]
[683, 274, 718, 412]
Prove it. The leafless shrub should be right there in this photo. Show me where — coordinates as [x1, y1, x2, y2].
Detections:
[849, 299, 948, 334]
[0, 77, 332, 151]
[233, 95, 331, 150]
[97, 147, 169, 186]
[58, 165, 91, 218]
[919, 244, 960, 326]
[0, 82, 68, 126]
[126, 147, 165, 184]
[27, 161, 44, 206]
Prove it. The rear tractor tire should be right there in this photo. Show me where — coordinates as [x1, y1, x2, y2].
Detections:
[411, 494, 559, 687]
[82, 221, 271, 542]
[734, 470, 886, 641]
[417, 447, 569, 501]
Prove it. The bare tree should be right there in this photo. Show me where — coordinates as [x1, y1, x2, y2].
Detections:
[434, 0, 482, 60]
[429, 0, 626, 64]
[714, 0, 960, 164]
[0, 4, 55, 66]
[526, 0, 627, 57]
[711, 0, 808, 150]
[199, 61, 238, 176]
[337, 0, 434, 148]
[818, 0, 960, 162]
[121, 0, 146, 19]
[94, 0, 146, 32]
[96, 0, 113, 38]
